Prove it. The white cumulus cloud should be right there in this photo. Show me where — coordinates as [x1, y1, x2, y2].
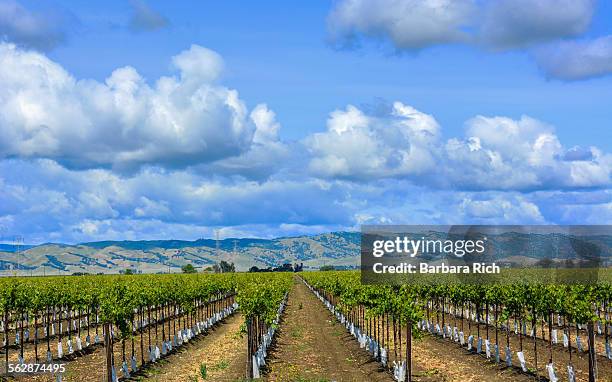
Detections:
[306, 102, 440, 180]
[197, 103, 293, 180]
[443, 115, 611, 190]
[0, 43, 270, 171]
[303, 103, 611, 190]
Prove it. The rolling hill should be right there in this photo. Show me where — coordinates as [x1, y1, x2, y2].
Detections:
[0, 232, 361, 275]
[2, 229, 611, 276]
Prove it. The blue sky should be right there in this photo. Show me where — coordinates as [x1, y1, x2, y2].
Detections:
[0, 0, 611, 243]
[43, 0, 612, 146]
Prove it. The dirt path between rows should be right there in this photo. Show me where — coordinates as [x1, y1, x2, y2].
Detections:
[265, 280, 394, 382]
[268, 279, 535, 382]
[139, 313, 246, 382]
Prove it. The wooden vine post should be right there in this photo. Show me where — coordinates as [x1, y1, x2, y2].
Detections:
[587, 321, 597, 382]
[246, 317, 253, 380]
[104, 323, 113, 382]
[406, 320, 412, 382]
[4, 310, 9, 378]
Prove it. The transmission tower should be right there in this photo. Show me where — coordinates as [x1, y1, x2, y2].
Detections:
[14, 235, 24, 277]
[215, 230, 220, 257]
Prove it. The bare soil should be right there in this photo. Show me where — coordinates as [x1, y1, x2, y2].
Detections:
[265, 280, 394, 382]
[272, 280, 537, 382]
[138, 313, 247, 382]
[6, 309, 236, 382]
[427, 309, 612, 381]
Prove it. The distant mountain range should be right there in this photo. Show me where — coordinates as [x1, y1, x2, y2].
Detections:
[1, 230, 611, 276]
[0, 232, 361, 275]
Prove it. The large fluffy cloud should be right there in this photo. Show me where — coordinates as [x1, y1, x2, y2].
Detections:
[444, 115, 611, 189]
[306, 102, 439, 180]
[306, 103, 612, 190]
[194, 104, 293, 180]
[0, 43, 278, 171]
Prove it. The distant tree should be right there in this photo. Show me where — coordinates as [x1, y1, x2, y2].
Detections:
[271, 263, 292, 272]
[536, 257, 554, 268]
[212, 264, 221, 273]
[182, 264, 197, 274]
[124, 269, 134, 275]
[219, 261, 236, 273]
[281, 263, 293, 272]
[249, 266, 260, 273]
[564, 259, 575, 268]
[319, 265, 335, 271]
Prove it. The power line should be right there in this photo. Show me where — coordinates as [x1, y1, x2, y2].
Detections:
[13, 235, 24, 277]
[215, 230, 220, 257]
